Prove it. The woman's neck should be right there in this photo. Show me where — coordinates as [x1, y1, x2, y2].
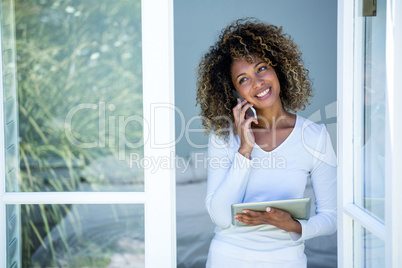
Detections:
[255, 105, 293, 130]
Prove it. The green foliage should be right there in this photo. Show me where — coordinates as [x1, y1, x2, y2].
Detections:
[14, 0, 144, 266]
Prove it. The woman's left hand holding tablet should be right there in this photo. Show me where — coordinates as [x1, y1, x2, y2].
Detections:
[235, 207, 302, 234]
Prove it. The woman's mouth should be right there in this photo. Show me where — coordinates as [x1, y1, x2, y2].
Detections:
[256, 88, 271, 99]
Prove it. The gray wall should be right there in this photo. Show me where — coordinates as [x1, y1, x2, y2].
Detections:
[174, 0, 337, 157]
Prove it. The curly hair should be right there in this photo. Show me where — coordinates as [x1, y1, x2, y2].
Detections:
[196, 18, 313, 139]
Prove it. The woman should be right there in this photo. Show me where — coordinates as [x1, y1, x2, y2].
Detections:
[196, 19, 337, 267]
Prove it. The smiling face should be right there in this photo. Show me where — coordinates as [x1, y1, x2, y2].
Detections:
[231, 57, 282, 111]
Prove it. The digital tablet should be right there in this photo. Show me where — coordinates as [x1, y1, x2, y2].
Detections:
[231, 198, 311, 226]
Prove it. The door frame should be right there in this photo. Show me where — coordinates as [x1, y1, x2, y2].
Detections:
[337, 0, 402, 267]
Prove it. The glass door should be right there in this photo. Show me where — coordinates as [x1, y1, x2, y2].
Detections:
[338, 0, 402, 266]
[352, 0, 386, 266]
[0, 0, 176, 267]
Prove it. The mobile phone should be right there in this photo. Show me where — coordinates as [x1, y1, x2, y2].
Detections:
[232, 90, 257, 118]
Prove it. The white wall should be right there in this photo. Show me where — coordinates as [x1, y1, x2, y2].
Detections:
[174, 0, 337, 157]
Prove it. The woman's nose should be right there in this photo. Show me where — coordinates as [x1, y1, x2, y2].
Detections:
[252, 76, 264, 89]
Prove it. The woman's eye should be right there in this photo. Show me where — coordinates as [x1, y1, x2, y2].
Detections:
[239, 77, 247, 84]
[258, 66, 267, 72]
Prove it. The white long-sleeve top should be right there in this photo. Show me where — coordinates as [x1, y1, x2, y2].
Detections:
[205, 115, 337, 250]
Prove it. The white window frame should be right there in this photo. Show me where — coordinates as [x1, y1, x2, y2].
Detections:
[0, 0, 176, 267]
[384, 0, 402, 266]
[337, 0, 402, 267]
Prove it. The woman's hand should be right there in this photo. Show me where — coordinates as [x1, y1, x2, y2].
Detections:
[235, 207, 302, 234]
[233, 98, 258, 159]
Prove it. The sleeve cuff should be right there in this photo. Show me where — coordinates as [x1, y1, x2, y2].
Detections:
[288, 220, 307, 241]
[289, 232, 301, 241]
[234, 151, 253, 168]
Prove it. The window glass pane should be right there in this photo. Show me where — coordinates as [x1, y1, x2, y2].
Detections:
[1, 0, 19, 193]
[13, 0, 143, 192]
[6, 204, 21, 268]
[11, 204, 144, 267]
[354, 0, 386, 220]
[354, 222, 385, 268]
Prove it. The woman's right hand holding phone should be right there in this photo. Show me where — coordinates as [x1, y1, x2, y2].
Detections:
[233, 98, 258, 159]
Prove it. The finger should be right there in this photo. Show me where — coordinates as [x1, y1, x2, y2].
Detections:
[241, 118, 259, 147]
[240, 213, 266, 222]
[242, 210, 261, 217]
[235, 214, 255, 222]
[239, 102, 254, 120]
[240, 220, 261, 226]
[233, 100, 251, 117]
[245, 111, 257, 120]
[236, 214, 255, 222]
[269, 207, 287, 216]
[232, 99, 247, 122]
[237, 213, 256, 220]
[265, 207, 292, 223]
[233, 99, 247, 111]
[266, 207, 281, 216]
[242, 115, 258, 128]
[239, 119, 257, 148]
[237, 216, 265, 225]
